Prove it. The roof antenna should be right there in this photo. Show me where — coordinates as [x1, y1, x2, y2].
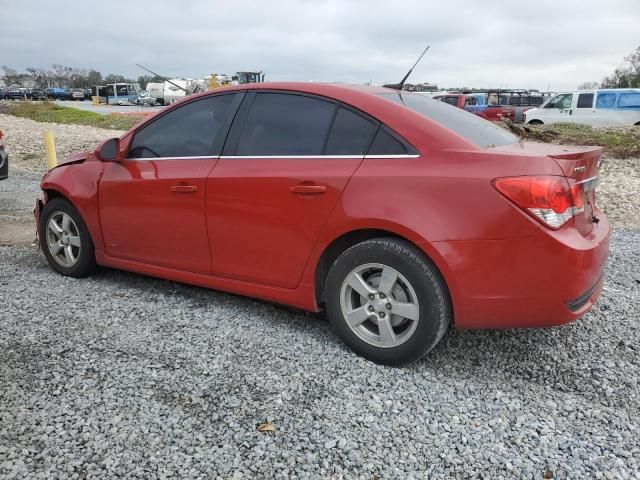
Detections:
[383, 45, 430, 90]
[136, 64, 189, 94]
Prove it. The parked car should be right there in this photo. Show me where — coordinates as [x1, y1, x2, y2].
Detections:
[70, 88, 85, 101]
[0, 129, 8, 181]
[34, 82, 610, 365]
[525, 89, 640, 126]
[5, 87, 26, 100]
[134, 90, 157, 106]
[46, 88, 71, 100]
[30, 88, 48, 101]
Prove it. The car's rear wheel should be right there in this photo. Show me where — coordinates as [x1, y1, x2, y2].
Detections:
[325, 238, 451, 366]
[40, 198, 96, 278]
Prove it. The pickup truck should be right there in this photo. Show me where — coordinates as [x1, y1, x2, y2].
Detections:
[46, 88, 71, 100]
[433, 94, 516, 122]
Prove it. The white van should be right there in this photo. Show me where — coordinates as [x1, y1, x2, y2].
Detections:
[524, 88, 640, 127]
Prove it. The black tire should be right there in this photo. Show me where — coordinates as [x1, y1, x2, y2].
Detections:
[325, 238, 451, 366]
[527, 119, 543, 125]
[39, 198, 96, 278]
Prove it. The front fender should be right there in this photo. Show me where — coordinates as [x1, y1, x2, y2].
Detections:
[40, 162, 105, 251]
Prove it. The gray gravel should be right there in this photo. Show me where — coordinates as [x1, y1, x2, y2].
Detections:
[1, 230, 639, 479]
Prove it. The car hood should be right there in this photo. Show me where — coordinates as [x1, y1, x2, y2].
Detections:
[55, 151, 89, 168]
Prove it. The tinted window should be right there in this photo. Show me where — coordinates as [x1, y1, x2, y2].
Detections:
[236, 93, 335, 156]
[618, 92, 640, 108]
[577, 93, 594, 108]
[596, 92, 617, 109]
[325, 108, 377, 155]
[368, 128, 407, 155]
[129, 94, 236, 158]
[379, 92, 517, 149]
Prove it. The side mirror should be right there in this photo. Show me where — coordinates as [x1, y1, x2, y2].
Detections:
[96, 138, 120, 161]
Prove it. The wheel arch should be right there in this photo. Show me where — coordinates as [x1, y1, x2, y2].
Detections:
[313, 228, 455, 317]
[40, 188, 99, 247]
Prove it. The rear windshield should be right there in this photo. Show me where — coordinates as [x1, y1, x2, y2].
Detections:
[378, 92, 517, 148]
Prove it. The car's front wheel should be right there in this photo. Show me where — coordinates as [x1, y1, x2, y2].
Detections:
[39, 198, 96, 278]
[325, 238, 451, 366]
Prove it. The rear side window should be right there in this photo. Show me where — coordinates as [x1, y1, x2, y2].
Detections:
[368, 128, 408, 155]
[236, 93, 335, 156]
[379, 92, 517, 149]
[596, 92, 617, 109]
[577, 93, 594, 108]
[325, 108, 377, 155]
[129, 94, 236, 158]
[618, 92, 640, 108]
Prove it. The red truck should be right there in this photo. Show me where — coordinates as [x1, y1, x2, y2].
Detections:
[434, 94, 516, 122]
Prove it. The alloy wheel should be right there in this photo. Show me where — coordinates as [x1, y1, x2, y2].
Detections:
[340, 263, 420, 348]
[46, 211, 81, 268]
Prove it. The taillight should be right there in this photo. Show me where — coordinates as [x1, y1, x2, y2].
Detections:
[493, 176, 584, 229]
[0, 130, 4, 150]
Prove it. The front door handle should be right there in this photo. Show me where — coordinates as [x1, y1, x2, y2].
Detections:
[171, 185, 198, 194]
[290, 185, 327, 195]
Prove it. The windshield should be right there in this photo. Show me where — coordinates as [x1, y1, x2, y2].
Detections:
[378, 92, 517, 148]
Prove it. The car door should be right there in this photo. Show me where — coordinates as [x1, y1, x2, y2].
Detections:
[206, 91, 378, 288]
[541, 93, 574, 123]
[572, 92, 596, 125]
[99, 92, 242, 274]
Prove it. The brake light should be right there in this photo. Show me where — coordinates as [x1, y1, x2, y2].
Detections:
[493, 176, 584, 229]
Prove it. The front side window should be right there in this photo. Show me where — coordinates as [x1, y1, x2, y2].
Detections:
[577, 93, 594, 108]
[325, 107, 377, 155]
[545, 94, 573, 109]
[236, 93, 336, 156]
[618, 92, 640, 108]
[379, 92, 517, 149]
[129, 94, 237, 158]
[596, 92, 617, 109]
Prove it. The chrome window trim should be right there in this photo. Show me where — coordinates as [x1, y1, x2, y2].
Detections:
[123, 154, 421, 161]
[124, 155, 219, 161]
[219, 154, 420, 159]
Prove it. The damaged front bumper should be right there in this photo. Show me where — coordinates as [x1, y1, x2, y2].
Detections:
[34, 198, 44, 248]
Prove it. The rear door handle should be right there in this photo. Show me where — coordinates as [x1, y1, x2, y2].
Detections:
[290, 185, 327, 195]
[171, 185, 198, 194]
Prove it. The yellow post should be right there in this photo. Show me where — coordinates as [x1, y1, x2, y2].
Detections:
[92, 96, 99, 106]
[44, 130, 57, 170]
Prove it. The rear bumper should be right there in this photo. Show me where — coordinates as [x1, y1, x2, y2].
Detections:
[433, 212, 611, 329]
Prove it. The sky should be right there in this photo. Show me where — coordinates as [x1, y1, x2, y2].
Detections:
[1, 0, 639, 91]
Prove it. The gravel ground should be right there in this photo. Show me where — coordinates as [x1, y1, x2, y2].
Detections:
[0, 113, 125, 173]
[0, 231, 639, 479]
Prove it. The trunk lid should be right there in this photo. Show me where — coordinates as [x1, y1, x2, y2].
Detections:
[545, 146, 602, 236]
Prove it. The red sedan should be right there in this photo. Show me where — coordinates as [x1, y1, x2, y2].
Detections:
[35, 82, 610, 365]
